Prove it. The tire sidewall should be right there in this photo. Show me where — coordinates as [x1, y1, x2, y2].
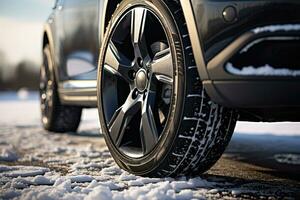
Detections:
[41, 45, 56, 130]
[97, 0, 186, 175]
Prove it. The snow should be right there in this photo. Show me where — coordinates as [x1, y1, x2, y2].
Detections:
[0, 146, 19, 162]
[208, 188, 219, 194]
[231, 189, 242, 196]
[0, 169, 215, 200]
[71, 162, 107, 171]
[32, 175, 54, 185]
[253, 24, 300, 34]
[226, 24, 300, 77]
[0, 91, 299, 199]
[0, 165, 50, 178]
[170, 180, 196, 191]
[0, 91, 99, 131]
[174, 190, 193, 200]
[235, 121, 300, 136]
[84, 185, 112, 200]
[274, 154, 300, 165]
[119, 172, 137, 181]
[101, 166, 123, 176]
[226, 63, 300, 76]
[0, 92, 40, 126]
[68, 175, 94, 183]
[17, 88, 30, 100]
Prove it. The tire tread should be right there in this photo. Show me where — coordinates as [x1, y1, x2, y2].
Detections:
[151, 0, 237, 176]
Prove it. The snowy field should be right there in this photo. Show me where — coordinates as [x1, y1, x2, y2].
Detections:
[0, 91, 299, 199]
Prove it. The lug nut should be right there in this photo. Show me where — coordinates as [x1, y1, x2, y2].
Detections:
[222, 6, 237, 23]
[137, 57, 143, 67]
[132, 89, 139, 99]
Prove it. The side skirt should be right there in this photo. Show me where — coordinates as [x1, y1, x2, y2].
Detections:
[58, 80, 97, 107]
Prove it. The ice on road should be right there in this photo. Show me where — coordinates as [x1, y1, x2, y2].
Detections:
[0, 92, 299, 199]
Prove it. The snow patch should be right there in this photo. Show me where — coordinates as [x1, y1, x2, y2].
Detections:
[1, 91, 299, 199]
[208, 188, 220, 194]
[0, 165, 49, 178]
[71, 161, 107, 171]
[119, 172, 137, 181]
[231, 189, 242, 196]
[1, 189, 21, 199]
[4, 177, 32, 189]
[253, 24, 300, 34]
[274, 154, 300, 165]
[32, 175, 54, 185]
[226, 63, 300, 76]
[68, 175, 94, 183]
[17, 88, 30, 100]
[0, 146, 19, 162]
[84, 185, 112, 200]
[176, 189, 193, 199]
[101, 166, 123, 176]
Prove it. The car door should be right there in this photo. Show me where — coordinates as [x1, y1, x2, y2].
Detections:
[62, 0, 100, 80]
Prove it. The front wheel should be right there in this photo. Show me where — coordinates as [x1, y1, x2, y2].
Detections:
[97, 0, 237, 177]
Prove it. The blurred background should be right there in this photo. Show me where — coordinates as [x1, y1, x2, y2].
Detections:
[0, 0, 53, 91]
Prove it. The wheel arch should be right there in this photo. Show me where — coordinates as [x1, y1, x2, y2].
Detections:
[178, 0, 209, 80]
[100, 0, 209, 81]
[101, 0, 209, 80]
[42, 24, 60, 84]
[100, 0, 122, 42]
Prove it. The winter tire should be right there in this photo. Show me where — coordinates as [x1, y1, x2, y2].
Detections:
[40, 45, 82, 133]
[97, 0, 237, 177]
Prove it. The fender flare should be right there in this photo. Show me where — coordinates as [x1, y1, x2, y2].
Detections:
[179, 0, 209, 80]
[43, 23, 60, 83]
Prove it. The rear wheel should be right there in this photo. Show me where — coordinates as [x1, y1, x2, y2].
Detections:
[40, 45, 82, 133]
[97, 0, 237, 177]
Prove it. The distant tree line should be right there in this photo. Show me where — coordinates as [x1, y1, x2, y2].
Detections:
[0, 51, 39, 90]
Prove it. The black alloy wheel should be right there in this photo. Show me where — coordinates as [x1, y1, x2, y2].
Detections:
[100, 7, 174, 157]
[98, 0, 237, 177]
[40, 46, 55, 126]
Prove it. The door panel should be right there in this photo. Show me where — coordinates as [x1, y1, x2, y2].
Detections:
[62, 0, 99, 79]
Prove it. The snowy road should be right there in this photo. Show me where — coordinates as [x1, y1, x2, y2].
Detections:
[0, 91, 299, 199]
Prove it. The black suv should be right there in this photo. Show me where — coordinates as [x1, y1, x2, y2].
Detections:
[41, 0, 300, 177]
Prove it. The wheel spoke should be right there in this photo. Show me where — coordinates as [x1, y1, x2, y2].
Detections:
[131, 8, 150, 61]
[140, 90, 158, 153]
[151, 48, 173, 84]
[104, 41, 132, 82]
[109, 91, 141, 146]
[101, 6, 175, 157]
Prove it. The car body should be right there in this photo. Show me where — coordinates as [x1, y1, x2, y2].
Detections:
[186, 0, 300, 121]
[41, 0, 300, 176]
[43, 0, 300, 121]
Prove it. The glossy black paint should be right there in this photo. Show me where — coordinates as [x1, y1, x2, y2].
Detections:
[43, 0, 300, 121]
[45, 0, 110, 82]
[187, 0, 300, 121]
[62, 0, 99, 79]
[191, 0, 300, 62]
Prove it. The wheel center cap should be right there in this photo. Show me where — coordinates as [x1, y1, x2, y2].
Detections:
[135, 69, 148, 92]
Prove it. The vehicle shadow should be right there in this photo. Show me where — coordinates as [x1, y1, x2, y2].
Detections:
[218, 133, 300, 185]
[57, 128, 103, 138]
[41, 121, 102, 138]
[199, 173, 300, 198]
[76, 129, 102, 137]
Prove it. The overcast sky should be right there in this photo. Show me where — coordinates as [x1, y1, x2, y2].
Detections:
[0, 0, 54, 68]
